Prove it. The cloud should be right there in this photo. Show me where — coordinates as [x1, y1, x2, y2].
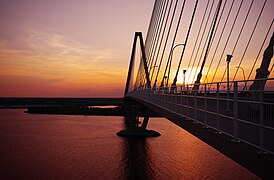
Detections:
[0, 22, 126, 97]
[0, 22, 127, 74]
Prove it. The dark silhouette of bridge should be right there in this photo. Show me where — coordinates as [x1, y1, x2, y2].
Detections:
[120, 0, 274, 179]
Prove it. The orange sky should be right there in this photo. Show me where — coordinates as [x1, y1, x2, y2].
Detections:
[0, 0, 273, 97]
[0, 0, 154, 97]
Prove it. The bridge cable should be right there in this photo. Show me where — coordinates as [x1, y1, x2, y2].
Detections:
[148, 0, 169, 72]
[228, 0, 267, 87]
[154, 0, 179, 87]
[147, 0, 164, 58]
[192, 0, 224, 88]
[204, 0, 234, 83]
[147, 0, 167, 70]
[189, 0, 222, 84]
[187, 0, 215, 83]
[138, 0, 160, 87]
[144, 0, 160, 62]
[145, 0, 160, 55]
[135, 52, 143, 88]
[192, 0, 227, 84]
[161, 0, 187, 87]
[172, 0, 200, 86]
[231, 0, 255, 55]
[149, 0, 170, 78]
[146, 0, 165, 68]
[165, 0, 187, 87]
[198, 0, 228, 84]
[140, 0, 165, 86]
[247, 19, 273, 81]
[186, 0, 211, 78]
[209, 0, 243, 88]
[219, 0, 256, 83]
[142, 0, 166, 87]
[150, 0, 173, 85]
[140, 0, 161, 86]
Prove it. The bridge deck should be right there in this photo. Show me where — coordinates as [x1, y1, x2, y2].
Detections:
[126, 83, 274, 179]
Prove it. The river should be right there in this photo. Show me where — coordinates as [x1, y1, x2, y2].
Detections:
[0, 109, 259, 179]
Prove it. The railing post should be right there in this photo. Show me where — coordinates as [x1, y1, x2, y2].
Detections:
[167, 92, 169, 109]
[175, 87, 177, 113]
[162, 87, 165, 107]
[173, 93, 175, 112]
[172, 88, 176, 112]
[187, 85, 189, 118]
[169, 91, 173, 110]
[233, 82, 238, 141]
[164, 87, 166, 107]
[175, 92, 177, 113]
[227, 80, 230, 111]
[180, 85, 183, 115]
[217, 83, 220, 132]
[204, 84, 207, 126]
[259, 80, 264, 153]
[194, 87, 197, 123]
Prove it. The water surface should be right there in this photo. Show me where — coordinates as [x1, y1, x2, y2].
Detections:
[0, 109, 259, 179]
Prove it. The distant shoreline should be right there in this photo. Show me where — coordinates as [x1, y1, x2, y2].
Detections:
[26, 106, 125, 116]
[0, 97, 123, 109]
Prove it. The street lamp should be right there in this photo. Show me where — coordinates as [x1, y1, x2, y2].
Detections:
[226, 54, 233, 111]
[171, 44, 185, 55]
[236, 66, 247, 90]
[226, 54, 233, 90]
[149, 65, 158, 81]
[170, 44, 185, 87]
[183, 69, 187, 91]
[161, 43, 185, 88]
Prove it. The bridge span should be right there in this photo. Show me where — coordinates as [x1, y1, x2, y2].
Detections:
[120, 0, 274, 178]
[123, 78, 273, 178]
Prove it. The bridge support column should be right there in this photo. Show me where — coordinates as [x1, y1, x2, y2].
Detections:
[116, 98, 160, 137]
[141, 116, 150, 130]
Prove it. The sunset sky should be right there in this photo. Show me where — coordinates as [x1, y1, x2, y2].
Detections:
[0, 0, 154, 97]
[0, 0, 273, 97]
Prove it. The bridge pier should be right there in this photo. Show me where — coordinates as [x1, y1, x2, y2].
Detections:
[116, 98, 160, 137]
[140, 116, 149, 130]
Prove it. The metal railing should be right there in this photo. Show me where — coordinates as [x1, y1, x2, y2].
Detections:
[127, 78, 274, 155]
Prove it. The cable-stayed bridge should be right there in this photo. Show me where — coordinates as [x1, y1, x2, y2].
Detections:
[120, 0, 274, 178]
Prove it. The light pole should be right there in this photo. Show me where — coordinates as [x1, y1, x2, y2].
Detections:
[183, 69, 187, 91]
[226, 54, 233, 111]
[166, 43, 185, 87]
[236, 66, 247, 90]
[226, 54, 233, 90]
[150, 65, 158, 81]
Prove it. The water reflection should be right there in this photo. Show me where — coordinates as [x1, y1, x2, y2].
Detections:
[122, 138, 155, 180]
[120, 117, 155, 179]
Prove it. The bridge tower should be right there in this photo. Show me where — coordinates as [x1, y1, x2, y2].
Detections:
[118, 32, 160, 137]
[249, 32, 274, 91]
[124, 32, 151, 96]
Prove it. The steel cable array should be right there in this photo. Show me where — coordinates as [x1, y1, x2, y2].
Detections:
[132, 0, 272, 90]
[247, 20, 273, 80]
[204, 0, 234, 83]
[230, 0, 267, 85]
[154, 0, 179, 87]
